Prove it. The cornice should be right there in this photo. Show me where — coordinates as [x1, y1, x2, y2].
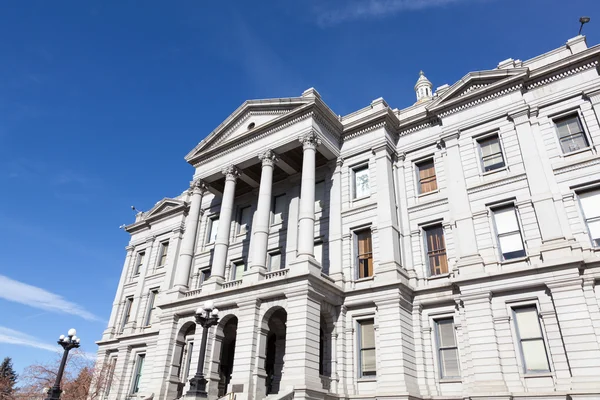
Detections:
[213, 109, 291, 147]
[466, 173, 527, 194]
[342, 109, 399, 142]
[398, 117, 440, 137]
[437, 84, 523, 118]
[553, 157, 600, 175]
[526, 60, 599, 90]
[407, 197, 449, 213]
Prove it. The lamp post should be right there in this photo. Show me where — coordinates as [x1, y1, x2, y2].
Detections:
[579, 16, 591, 35]
[45, 328, 81, 400]
[187, 301, 219, 399]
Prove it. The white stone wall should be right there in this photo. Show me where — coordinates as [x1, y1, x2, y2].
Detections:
[95, 36, 600, 400]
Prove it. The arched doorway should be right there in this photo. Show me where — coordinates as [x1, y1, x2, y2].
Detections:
[264, 308, 287, 395]
[217, 316, 238, 396]
[175, 323, 196, 399]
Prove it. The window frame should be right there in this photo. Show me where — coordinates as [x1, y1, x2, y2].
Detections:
[143, 289, 159, 327]
[352, 164, 370, 200]
[434, 318, 461, 379]
[207, 216, 220, 244]
[357, 318, 376, 378]
[231, 259, 246, 281]
[512, 305, 551, 374]
[577, 188, 600, 248]
[104, 356, 118, 398]
[131, 353, 146, 394]
[552, 111, 591, 155]
[271, 194, 287, 225]
[315, 180, 326, 211]
[423, 223, 448, 276]
[354, 227, 373, 279]
[476, 132, 506, 173]
[156, 241, 169, 268]
[121, 296, 134, 332]
[199, 268, 211, 285]
[268, 251, 283, 271]
[236, 205, 252, 235]
[491, 203, 526, 261]
[133, 251, 145, 276]
[415, 158, 438, 195]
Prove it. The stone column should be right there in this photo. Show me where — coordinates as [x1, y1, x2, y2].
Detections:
[248, 150, 278, 280]
[509, 109, 569, 258]
[210, 165, 241, 282]
[440, 132, 483, 273]
[103, 245, 135, 340]
[328, 157, 344, 284]
[173, 179, 206, 291]
[460, 292, 508, 394]
[547, 278, 600, 389]
[373, 144, 404, 281]
[297, 131, 321, 258]
[148, 314, 181, 400]
[394, 154, 414, 281]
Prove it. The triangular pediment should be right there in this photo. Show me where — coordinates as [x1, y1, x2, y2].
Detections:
[185, 96, 314, 164]
[145, 198, 186, 220]
[428, 68, 528, 111]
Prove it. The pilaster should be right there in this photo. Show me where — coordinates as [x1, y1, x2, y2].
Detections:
[149, 314, 181, 400]
[328, 157, 344, 285]
[230, 299, 261, 400]
[103, 245, 135, 339]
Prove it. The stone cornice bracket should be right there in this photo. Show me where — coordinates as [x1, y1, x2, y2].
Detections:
[222, 165, 241, 182]
[397, 152, 406, 163]
[440, 130, 460, 145]
[189, 178, 208, 195]
[583, 89, 600, 105]
[125, 245, 135, 252]
[336, 157, 344, 168]
[508, 108, 531, 125]
[258, 149, 279, 167]
[299, 130, 321, 150]
[436, 138, 446, 150]
[146, 235, 156, 243]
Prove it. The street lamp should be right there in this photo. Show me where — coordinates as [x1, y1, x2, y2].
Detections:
[187, 301, 219, 398]
[579, 16, 591, 35]
[45, 328, 81, 400]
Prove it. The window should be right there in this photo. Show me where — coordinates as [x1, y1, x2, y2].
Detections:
[272, 194, 286, 224]
[104, 357, 117, 397]
[268, 252, 282, 271]
[134, 251, 145, 275]
[513, 306, 550, 373]
[353, 166, 370, 199]
[237, 206, 252, 234]
[121, 297, 133, 332]
[200, 269, 211, 284]
[417, 159, 437, 194]
[358, 319, 376, 377]
[554, 114, 589, 154]
[182, 341, 194, 381]
[356, 229, 373, 278]
[435, 319, 460, 379]
[232, 260, 246, 280]
[207, 217, 219, 243]
[424, 225, 447, 275]
[579, 189, 600, 247]
[315, 180, 325, 210]
[314, 241, 323, 265]
[131, 353, 146, 394]
[144, 289, 158, 326]
[493, 206, 526, 260]
[157, 242, 169, 267]
[478, 134, 505, 172]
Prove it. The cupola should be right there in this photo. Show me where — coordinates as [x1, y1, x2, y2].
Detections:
[414, 70, 433, 103]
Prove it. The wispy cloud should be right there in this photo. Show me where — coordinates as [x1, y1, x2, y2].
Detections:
[0, 326, 60, 353]
[0, 275, 105, 323]
[314, 0, 477, 26]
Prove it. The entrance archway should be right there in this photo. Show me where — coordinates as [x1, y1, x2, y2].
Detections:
[264, 308, 287, 395]
[217, 316, 238, 396]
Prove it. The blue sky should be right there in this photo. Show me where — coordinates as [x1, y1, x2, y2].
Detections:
[1, 0, 599, 375]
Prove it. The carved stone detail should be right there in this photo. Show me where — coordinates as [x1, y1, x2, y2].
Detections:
[221, 165, 241, 181]
[258, 149, 279, 167]
[299, 131, 322, 150]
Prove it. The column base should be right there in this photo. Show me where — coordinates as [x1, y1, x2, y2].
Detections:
[374, 261, 409, 285]
[540, 237, 582, 262]
[164, 286, 188, 302]
[289, 255, 321, 278]
[201, 278, 223, 294]
[456, 253, 485, 275]
[186, 374, 208, 399]
[243, 268, 267, 284]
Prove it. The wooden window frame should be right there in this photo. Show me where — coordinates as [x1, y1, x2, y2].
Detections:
[416, 158, 438, 195]
[424, 224, 448, 276]
[354, 228, 373, 279]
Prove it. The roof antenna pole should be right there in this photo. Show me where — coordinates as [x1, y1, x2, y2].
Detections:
[579, 16, 590, 35]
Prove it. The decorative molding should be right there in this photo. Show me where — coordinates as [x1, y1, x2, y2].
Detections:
[189, 178, 207, 195]
[553, 157, 600, 175]
[508, 109, 531, 125]
[466, 173, 527, 194]
[222, 165, 242, 181]
[583, 89, 600, 105]
[526, 60, 599, 90]
[398, 118, 440, 137]
[407, 198, 449, 213]
[213, 109, 291, 147]
[258, 149, 279, 167]
[438, 84, 522, 118]
[343, 121, 386, 141]
[299, 130, 322, 150]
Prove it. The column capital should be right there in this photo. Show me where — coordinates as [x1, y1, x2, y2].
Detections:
[508, 108, 532, 125]
[584, 89, 600, 105]
[221, 165, 241, 181]
[258, 149, 279, 167]
[146, 235, 156, 243]
[189, 178, 208, 195]
[125, 245, 135, 252]
[299, 130, 321, 150]
[336, 157, 344, 168]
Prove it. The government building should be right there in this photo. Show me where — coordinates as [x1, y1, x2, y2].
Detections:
[96, 35, 600, 400]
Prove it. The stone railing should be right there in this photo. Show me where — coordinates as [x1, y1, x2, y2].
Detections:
[222, 279, 243, 289]
[184, 288, 202, 297]
[265, 268, 289, 280]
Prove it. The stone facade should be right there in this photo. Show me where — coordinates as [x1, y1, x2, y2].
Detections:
[95, 35, 600, 400]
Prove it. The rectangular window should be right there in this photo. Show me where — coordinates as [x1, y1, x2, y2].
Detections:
[157, 242, 169, 267]
[353, 166, 370, 199]
[435, 319, 460, 378]
[182, 341, 194, 381]
[200, 269, 211, 284]
[237, 206, 252, 234]
[417, 159, 437, 194]
[268, 252, 282, 271]
[493, 206, 526, 260]
[513, 306, 550, 373]
[207, 217, 219, 243]
[356, 229, 373, 279]
[579, 189, 600, 247]
[315, 180, 325, 210]
[121, 296, 133, 331]
[425, 225, 447, 276]
[272, 194, 286, 224]
[555, 114, 589, 154]
[314, 242, 323, 265]
[134, 251, 145, 275]
[232, 260, 246, 280]
[144, 289, 158, 326]
[131, 353, 146, 394]
[358, 319, 376, 377]
[478, 134, 505, 172]
[104, 357, 117, 397]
